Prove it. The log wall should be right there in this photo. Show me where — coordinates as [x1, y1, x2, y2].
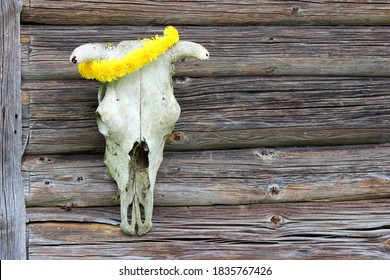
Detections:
[19, 0, 390, 259]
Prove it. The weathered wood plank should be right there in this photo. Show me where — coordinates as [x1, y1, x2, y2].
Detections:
[26, 200, 390, 259]
[22, 77, 390, 154]
[21, 0, 390, 26]
[22, 144, 390, 207]
[0, 0, 26, 260]
[21, 26, 390, 80]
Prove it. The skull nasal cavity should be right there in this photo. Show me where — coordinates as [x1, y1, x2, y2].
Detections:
[130, 141, 149, 168]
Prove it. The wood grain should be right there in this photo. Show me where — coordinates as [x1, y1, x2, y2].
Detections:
[19, 0, 390, 261]
[22, 144, 390, 207]
[21, 26, 390, 80]
[22, 77, 390, 154]
[21, 0, 390, 26]
[0, 0, 26, 260]
[27, 200, 390, 259]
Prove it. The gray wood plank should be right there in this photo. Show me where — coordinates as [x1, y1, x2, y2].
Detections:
[21, 0, 390, 26]
[22, 77, 390, 154]
[22, 144, 390, 207]
[0, 0, 26, 260]
[27, 200, 390, 259]
[21, 26, 390, 80]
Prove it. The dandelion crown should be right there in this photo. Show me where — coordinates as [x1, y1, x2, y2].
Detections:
[77, 26, 180, 82]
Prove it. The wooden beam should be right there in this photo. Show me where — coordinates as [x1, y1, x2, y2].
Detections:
[22, 77, 390, 154]
[21, 0, 390, 26]
[0, 0, 26, 260]
[27, 200, 390, 259]
[22, 144, 390, 207]
[21, 26, 390, 80]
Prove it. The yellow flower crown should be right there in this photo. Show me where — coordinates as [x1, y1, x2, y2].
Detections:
[78, 26, 179, 82]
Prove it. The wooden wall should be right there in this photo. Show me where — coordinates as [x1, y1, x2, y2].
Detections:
[20, 1, 390, 259]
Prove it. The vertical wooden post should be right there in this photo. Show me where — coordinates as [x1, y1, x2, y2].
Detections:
[0, 0, 25, 259]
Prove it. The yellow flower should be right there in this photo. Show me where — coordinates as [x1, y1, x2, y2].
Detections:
[77, 26, 179, 82]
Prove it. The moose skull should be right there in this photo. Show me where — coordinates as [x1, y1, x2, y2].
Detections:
[70, 30, 209, 235]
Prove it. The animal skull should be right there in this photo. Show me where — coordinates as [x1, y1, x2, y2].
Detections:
[71, 34, 209, 235]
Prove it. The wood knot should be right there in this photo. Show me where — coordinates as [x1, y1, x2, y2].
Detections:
[256, 149, 275, 160]
[170, 132, 184, 142]
[267, 184, 282, 199]
[385, 239, 390, 247]
[76, 176, 84, 182]
[271, 215, 283, 226]
[38, 157, 51, 163]
[291, 6, 300, 15]
[267, 67, 275, 74]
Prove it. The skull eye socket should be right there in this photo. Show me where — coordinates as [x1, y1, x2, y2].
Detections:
[71, 56, 78, 64]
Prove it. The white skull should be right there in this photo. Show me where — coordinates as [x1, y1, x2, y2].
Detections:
[71, 39, 209, 235]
